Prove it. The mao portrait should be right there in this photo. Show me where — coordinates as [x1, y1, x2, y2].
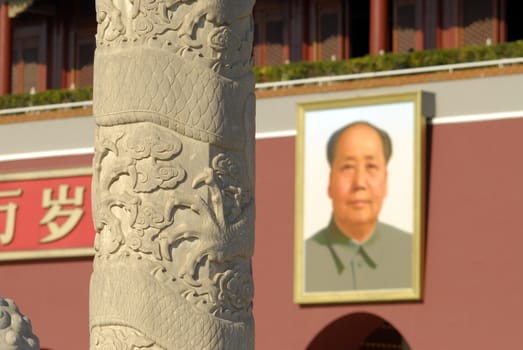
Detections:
[294, 93, 428, 304]
[305, 121, 411, 292]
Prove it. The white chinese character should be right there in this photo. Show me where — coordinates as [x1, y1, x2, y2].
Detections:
[39, 185, 86, 243]
[0, 189, 23, 246]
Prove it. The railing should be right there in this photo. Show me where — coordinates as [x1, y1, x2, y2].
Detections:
[1, 56, 523, 116]
[255, 56, 523, 90]
[0, 100, 93, 116]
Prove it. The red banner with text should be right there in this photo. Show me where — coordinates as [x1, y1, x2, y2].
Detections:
[0, 169, 93, 260]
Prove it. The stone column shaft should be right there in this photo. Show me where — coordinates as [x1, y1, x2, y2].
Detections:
[90, 1, 256, 349]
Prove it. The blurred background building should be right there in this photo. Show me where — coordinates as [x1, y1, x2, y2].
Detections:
[1, 0, 523, 349]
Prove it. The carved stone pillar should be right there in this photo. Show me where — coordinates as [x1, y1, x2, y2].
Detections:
[0, 297, 39, 350]
[90, 1, 256, 349]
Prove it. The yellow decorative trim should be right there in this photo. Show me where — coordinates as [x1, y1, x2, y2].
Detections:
[0, 247, 94, 261]
[0, 167, 92, 181]
[7, 0, 33, 18]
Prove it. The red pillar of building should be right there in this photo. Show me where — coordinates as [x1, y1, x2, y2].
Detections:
[369, 0, 388, 55]
[440, 0, 458, 48]
[0, 1, 11, 95]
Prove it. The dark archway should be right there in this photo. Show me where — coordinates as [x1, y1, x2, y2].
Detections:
[306, 312, 411, 350]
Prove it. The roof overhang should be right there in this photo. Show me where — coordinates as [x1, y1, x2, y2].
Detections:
[5, 0, 34, 18]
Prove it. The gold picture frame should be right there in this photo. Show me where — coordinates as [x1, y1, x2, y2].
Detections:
[294, 91, 432, 304]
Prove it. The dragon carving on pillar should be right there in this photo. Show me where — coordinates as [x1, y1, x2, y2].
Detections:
[90, 1, 256, 349]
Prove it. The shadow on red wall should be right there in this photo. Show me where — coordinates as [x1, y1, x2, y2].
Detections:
[306, 312, 411, 350]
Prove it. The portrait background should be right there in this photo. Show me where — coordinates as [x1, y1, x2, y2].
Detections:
[302, 101, 415, 240]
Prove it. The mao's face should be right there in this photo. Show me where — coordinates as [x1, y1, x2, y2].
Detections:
[328, 124, 388, 234]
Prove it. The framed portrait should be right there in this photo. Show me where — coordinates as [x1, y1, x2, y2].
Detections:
[294, 91, 432, 304]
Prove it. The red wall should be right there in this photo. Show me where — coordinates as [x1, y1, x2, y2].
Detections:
[254, 118, 523, 349]
[0, 259, 91, 349]
[1, 118, 523, 349]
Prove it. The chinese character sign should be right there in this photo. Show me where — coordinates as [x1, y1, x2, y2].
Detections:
[0, 169, 93, 260]
[0, 189, 22, 245]
[40, 185, 86, 243]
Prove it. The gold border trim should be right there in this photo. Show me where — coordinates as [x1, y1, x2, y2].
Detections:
[0, 167, 92, 181]
[0, 247, 94, 261]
